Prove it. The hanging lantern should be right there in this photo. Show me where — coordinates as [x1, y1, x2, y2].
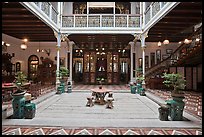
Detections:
[20, 43, 27, 50]
[163, 39, 169, 45]
[158, 41, 162, 47]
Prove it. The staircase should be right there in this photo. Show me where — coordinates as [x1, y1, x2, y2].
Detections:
[145, 26, 202, 80]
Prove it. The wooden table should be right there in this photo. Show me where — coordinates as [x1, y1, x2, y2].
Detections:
[90, 87, 110, 105]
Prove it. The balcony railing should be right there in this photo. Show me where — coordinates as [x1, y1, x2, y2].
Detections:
[33, 2, 59, 25]
[62, 14, 140, 28]
[144, 2, 165, 25]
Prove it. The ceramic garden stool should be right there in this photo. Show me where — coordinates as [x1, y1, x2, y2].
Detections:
[166, 98, 185, 121]
[24, 103, 36, 119]
[11, 91, 26, 119]
[158, 104, 169, 121]
[67, 82, 72, 93]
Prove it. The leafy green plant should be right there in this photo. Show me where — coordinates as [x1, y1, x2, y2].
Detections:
[14, 71, 27, 90]
[136, 76, 144, 84]
[59, 67, 69, 79]
[162, 72, 186, 94]
[96, 77, 105, 85]
[136, 68, 144, 84]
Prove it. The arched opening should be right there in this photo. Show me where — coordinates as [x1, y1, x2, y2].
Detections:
[28, 55, 39, 82]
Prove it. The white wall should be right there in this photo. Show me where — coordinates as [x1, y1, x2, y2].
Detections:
[2, 33, 180, 79]
[63, 2, 73, 15]
[2, 33, 68, 75]
[134, 41, 179, 69]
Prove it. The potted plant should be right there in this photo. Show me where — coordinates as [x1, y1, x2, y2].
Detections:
[96, 77, 105, 89]
[59, 67, 69, 83]
[162, 72, 186, 121]
[57, 67, 69, 94]
[12, 71, 28, 119]
[13, 71, 28, 95]
[135, 68, 145, 95]
[136, 67, 144, 84]
[162, 72, 186, 98]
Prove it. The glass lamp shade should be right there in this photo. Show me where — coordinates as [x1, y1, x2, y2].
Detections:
[184, 39, 192, 44]
[158, 41, 162, 47]
[163, 39, 169, 45]
[195, 38, 200, 42]
[20, 43, 27, 50]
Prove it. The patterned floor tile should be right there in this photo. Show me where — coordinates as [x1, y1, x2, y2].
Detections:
[171, 130, 188, 135]
[74, 129, 92, 135]
[147, 129, 164, 135]
[49, 129, 68, 135]
[2, 128, 21, 135]
[1, 127, 202, 135]
[122, 129, 140, 135]
[98, 129, 116, 135]
[24, 128, 45, 135]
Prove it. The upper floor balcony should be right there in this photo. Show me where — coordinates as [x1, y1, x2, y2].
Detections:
[21, 2, 179, 34]
[61, 14, 141, 34]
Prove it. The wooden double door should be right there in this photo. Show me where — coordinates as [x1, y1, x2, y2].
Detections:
[76, 51, 129, 84]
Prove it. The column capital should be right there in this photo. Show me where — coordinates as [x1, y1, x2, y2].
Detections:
[62, 33, 70, 41]
[140, 30, 149, 41]
[53, 30, 60, 39]
[141, 46, 146, 50]
[56, 45, 61, 51]
[53, 31, 70, 41]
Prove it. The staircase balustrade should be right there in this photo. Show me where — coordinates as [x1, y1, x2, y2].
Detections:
[145, 26, 202, 78]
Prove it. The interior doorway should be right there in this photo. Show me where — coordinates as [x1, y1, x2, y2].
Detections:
[28, 55, 39, 81]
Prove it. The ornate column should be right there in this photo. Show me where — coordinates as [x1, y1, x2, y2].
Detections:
[64, 36, 73, 84]
[140, 31, 148, 88]
[69, 42, 73, 84]
[56, 32, 61, 90]
[130, 34, 140, 83]
[130, 42, 134, 82]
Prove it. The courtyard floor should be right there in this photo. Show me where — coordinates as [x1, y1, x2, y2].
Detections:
[2, 85, 202, 135]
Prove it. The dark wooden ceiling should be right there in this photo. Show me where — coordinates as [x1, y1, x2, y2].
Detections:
[2, 2, 202, 44]
[147, 2, 202, 42]
[68, 34, 134, 49]
[2, 2, 56, 42]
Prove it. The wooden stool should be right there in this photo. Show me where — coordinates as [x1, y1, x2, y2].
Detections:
[108, 92, 113, 98]
[106, 97, 114, 109]
[86, 96, 94, 107]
